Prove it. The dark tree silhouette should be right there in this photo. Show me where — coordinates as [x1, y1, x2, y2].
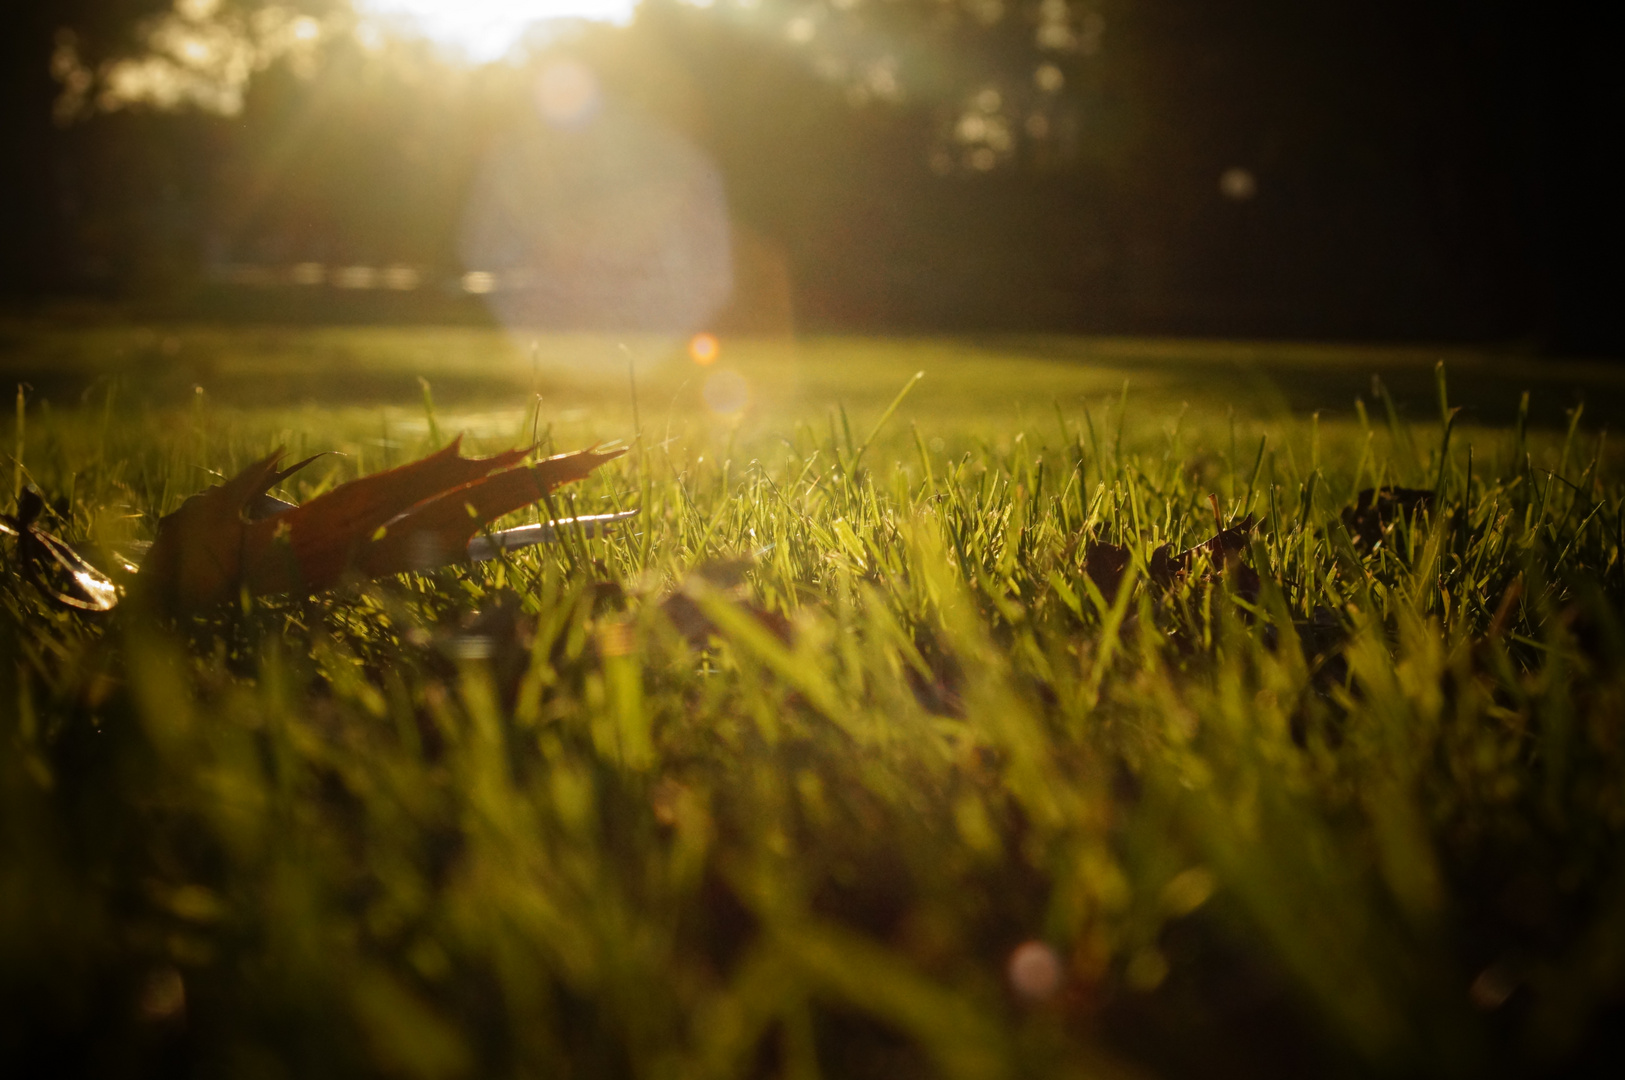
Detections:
[3, 1, 1619, 351]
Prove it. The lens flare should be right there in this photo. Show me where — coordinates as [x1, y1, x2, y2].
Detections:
[460, 104, 732, 336]
[534, 59, 600, 128]
[1220, 166, 1257, 201]
[689, 332, 719, 365]
[703, 370, 748, 417]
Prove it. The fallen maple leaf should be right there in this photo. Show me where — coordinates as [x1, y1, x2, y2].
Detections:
[137, 438, 625, 609]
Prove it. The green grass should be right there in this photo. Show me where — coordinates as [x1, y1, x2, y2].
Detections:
[4, 326, 1625, 1078]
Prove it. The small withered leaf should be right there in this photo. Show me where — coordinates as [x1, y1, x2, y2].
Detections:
[1150, 514, 1259, 594]
[1341, 487, 1434, 548]
[660, 559, 793, 649]
[1080, 512, 1261, 608]
[1083, 541, 1132, 605]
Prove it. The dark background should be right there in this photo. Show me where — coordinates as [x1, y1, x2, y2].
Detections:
[2, 0, 1621, 353]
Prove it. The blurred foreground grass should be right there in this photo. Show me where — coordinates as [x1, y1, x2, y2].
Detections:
[4, 325, 1625, 1078]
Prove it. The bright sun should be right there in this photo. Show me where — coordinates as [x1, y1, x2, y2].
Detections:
[358, 1, 640, 61]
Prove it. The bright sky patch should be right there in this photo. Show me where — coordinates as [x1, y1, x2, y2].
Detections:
[357, 1, 638, 61]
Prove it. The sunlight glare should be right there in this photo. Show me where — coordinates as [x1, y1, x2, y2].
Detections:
[358, 1, 639, 61]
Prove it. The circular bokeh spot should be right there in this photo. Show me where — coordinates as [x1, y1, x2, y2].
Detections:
[1007, 940, 1063, 1002]
[703, 369, 748, 417]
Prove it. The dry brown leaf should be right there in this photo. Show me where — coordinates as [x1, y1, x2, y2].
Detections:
[659, 558, 793, 649]
[135, 450, 291, 611]
[138, 439, 623, 609]
[345, 452, 619, 583]
[1083, 540, 1133, 605]
[1341, 486, 1434, 548]
[1150, 513, 1260, 597]
[1081, 512, 1260, 607]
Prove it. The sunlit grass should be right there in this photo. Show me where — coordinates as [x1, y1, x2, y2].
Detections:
[4, 331, 1625, 1076]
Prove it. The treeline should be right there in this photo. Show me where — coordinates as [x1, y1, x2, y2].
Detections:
[1, 0, 1618, 350]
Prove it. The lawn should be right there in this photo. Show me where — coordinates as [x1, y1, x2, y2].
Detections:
[4, 322, 1624, 1078]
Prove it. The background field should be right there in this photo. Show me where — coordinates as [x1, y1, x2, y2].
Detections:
[6, 318, 1623, 421]
[4, 326, 1625, 1079]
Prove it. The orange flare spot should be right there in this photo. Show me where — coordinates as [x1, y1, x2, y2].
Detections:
[689, 332, 719, 365]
